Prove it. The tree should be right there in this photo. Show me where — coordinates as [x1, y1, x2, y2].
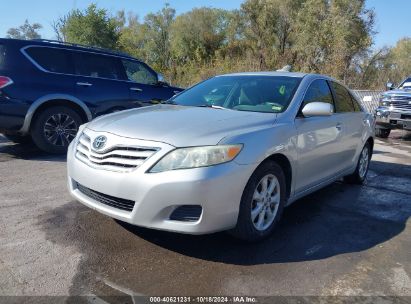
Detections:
[142, 4, 176, 71]
[58, 4, 120, 49]
[293, 0, 375, 81]
[388, 37, 411, 84]
[171, 8, 229, 63]
[7, 20, 42, 40]
[240, 0, 303, 69]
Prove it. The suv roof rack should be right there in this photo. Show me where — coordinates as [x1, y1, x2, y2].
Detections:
[30, 39, 132, 58]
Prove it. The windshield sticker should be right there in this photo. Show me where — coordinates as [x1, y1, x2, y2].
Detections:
[271, 105, 282, 111]
[279, 85, 286, 95]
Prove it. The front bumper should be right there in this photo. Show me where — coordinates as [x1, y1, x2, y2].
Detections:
[67, 131, 255, 234]
[375, 107, 411, 130]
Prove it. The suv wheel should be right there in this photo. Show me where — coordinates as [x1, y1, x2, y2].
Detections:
[230, 161, 286, 241]
[344, 142, 371, 184]
[375, 128, 390, 138]
[30, 106, 82, 154]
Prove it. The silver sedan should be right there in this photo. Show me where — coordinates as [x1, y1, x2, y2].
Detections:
[67, 72, 374, 241]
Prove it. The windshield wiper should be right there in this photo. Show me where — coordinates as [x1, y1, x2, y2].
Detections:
[161, 100, 177, 105]
[196, 104, 227, 110]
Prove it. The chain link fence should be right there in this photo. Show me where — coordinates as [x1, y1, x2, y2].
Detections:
[352, 90, 383, 113]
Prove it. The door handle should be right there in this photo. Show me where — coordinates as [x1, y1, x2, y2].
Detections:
[130, 87, 143, 92]
[336, 123, 342, 131]
[76, 82, 92, 87]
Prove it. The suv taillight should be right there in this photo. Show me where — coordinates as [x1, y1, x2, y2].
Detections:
[0, 76, 13, 89]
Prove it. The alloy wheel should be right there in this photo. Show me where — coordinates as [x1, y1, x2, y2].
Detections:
[358, 146, 369, 179]
[251, 174, 281, 231]
[43, 113, 78, 147]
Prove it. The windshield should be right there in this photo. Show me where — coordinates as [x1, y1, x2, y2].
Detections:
[399, 78, 411, 89]
[170, 75, 302, 113]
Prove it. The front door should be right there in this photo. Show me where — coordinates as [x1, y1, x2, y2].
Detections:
[72, 51, 131, 117]
[294, 79, 345, 193]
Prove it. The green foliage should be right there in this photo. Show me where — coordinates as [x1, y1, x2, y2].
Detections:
[61, 4, 120, 49]
[170, 8, 229, 63]
[44, 1, 407, 89]
[7, 20, 42, 40]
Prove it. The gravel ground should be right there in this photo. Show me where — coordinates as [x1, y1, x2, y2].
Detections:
[0, 131, 410, 300]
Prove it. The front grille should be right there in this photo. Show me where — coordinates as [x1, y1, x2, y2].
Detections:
[76, 182, 135, 212]
[390, 96, 411, 111]
[169, 205, 202, 222]
[75, 133, 159, 172]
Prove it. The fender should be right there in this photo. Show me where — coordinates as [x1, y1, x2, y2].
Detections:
[19, 94, 93, 134]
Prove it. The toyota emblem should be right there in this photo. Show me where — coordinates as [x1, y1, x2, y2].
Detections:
[93, 135, 107, 150]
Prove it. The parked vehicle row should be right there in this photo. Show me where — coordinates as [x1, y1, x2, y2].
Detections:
[67, 72, 374, 240]
[0, 38, 183, 153]
[1, 38, 376, 240]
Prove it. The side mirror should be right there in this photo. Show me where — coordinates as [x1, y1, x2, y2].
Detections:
[302, 102, 334, 117]
[157, 73, 169, 86]
[386, 82, 394, 90]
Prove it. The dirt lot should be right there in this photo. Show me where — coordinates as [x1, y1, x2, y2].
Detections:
[0, 131, 410, 300]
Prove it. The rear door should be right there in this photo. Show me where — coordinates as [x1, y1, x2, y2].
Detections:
[72, 51, 131, 116]
[120, 59, 178, 105]
[294, 79, 345, 193]
[329, 81, 364, 170]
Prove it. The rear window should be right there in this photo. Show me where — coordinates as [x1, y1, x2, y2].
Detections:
[0, 44, 5, 68]
[25, 47, 73, 74]
[72, 52, 123, 80]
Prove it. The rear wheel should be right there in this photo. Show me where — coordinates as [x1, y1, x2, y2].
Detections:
[230, 161, 286, 242]
[375, 128, 390, 138]
[344, 142, 371, 184]
[30, 106, 83, 154]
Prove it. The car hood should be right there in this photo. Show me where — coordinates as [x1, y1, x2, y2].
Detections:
[87, 105, 277, 147]
[382, 89, 411, 96]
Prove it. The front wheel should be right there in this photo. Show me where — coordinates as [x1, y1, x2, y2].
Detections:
[30, 106, 83, 154]
[375, 128, 390, 138]
[344, 142, 371, 184]
[230, 161, 286, 242]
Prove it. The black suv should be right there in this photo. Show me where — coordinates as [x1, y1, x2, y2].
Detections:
[0, 38, 183, 153]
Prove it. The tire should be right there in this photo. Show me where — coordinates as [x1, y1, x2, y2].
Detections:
[375, 128, 390, 138]
[3, 134, 32, 144]
[230, 161, 286, 242]
[344, 142, 371, 184]
[30, 106, 83, 154]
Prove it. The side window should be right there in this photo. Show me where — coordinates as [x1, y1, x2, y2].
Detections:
[302, 79, 334, 109]
[73, 52, 122, 80]
[26, 47, 73, 74]
[350, 94, 363, 112]
[0, 44, 5, 67]
[122, 60, 157, 85]
[331, 82, 355, 113]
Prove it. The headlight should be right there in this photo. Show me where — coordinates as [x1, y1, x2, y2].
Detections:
[379, 95, 391, 106]
[75, 123, 88, 139]
[149, 144, 243, 173]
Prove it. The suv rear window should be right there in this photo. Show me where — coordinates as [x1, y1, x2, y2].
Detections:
[72, 52, 122, 80]
[25, 47, 73, 74]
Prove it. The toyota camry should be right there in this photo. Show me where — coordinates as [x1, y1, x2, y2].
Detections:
[67, 72, 374, 241]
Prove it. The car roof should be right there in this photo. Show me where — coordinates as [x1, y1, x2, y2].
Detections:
[0, 37, 136, 60]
